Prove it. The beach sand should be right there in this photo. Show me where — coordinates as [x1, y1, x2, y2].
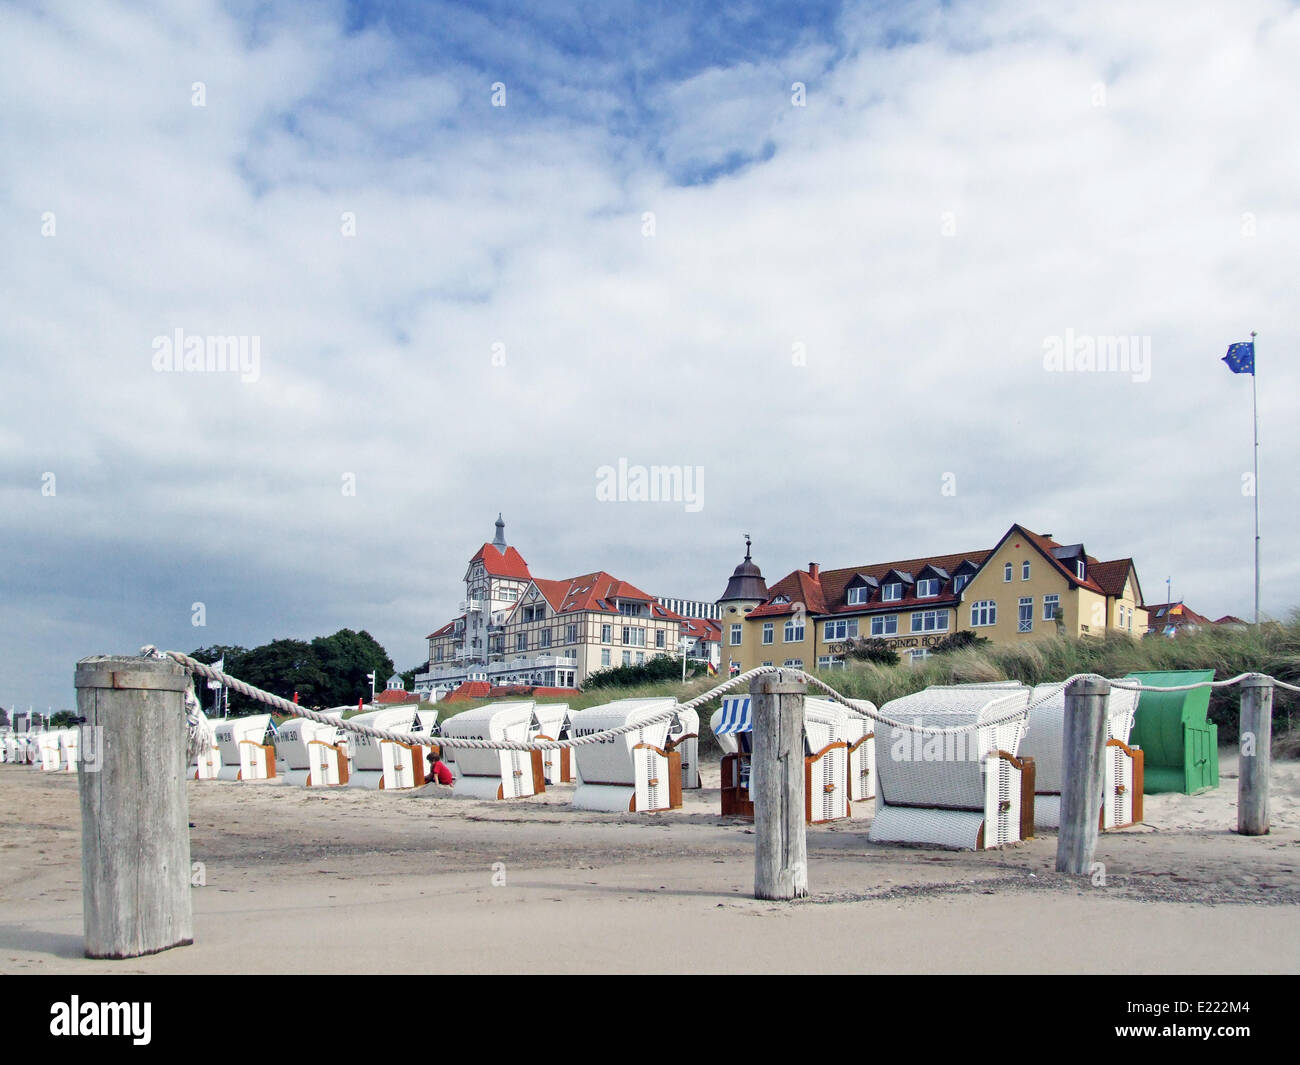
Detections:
[2, 754, 1297, 974]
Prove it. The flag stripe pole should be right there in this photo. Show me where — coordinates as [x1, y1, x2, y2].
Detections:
[1252, 330, 1260, 624]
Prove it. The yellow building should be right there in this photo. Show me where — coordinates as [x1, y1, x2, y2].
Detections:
[722, 523, 1148, 672]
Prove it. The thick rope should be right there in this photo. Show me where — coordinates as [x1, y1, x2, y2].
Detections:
[149, 647, 1296, 748]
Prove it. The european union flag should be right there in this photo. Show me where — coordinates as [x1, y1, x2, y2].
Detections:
[1223, 341, 1255, 374]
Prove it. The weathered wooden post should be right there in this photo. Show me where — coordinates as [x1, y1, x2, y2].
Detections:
[1238, 675, 1273, 836]
[1056, 676, 1109, 875]
[751, 672, 807, 900]
[75, 654, 194, 958]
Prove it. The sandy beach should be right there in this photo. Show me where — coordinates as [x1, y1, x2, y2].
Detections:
[2, 754, 1297, 974]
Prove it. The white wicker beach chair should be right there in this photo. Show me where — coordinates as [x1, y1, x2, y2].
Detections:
[667, 706, 701, 790]
[1021, 682, 1143, 830]
[532, 703, 574, 785]
[570, 698, 681, 813]
[344, 705, 437, 790]
[443, 701, 545, 800]
[804, 698, 852, 823]
[869, 686, 1033, 849]
[273, 713, 349, 787]
[845, 699, 878, 802]
[212, 715, 276, 781]
[37, 731, 62, 772]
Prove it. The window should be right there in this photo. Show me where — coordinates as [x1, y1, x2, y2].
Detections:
[953, 574, 969, 592]
[762, 623, 774, 644]
[882, 583, 902, 602]
[772, 595, 790, 604]
[635, 652, 645, 665]
[910, 610, 949, 633]
[622, 627, 646, 647]
[917, 578, 940, 598]
[907, 649, 932, 666]
[784, 618, 805, 642]
[783, 659, 803, 668]
[1022, 561, 1031, 580]
[1018, 597, 1033, 633]
[1075, 559, 1086, 580]
[523, 604, 545, 622]
[655, 629, 665, 649]
[1003, 563, 1013, 582]
[601, 624, 612, 643]
[515, 633, 527, 652]
[1043, 594, 1059, 621]
[540, 629, 552, 648]
[730, 624, 743, 645]
[565, 624, 577, 644]
[871, 615, 898, 636]
[971, 600, 997, 626]
[601, 649, 611, 667]
[847, 586, 870, 605]
[762, 660, 774, 667]
[817, 655, 845, 670]
[823, 619, 858, 641]
[622, 651, 631, 666]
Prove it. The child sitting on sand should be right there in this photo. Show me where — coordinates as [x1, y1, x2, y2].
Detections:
[425, 747, 454, 786]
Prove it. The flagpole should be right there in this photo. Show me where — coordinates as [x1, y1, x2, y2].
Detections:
[1252, 330, 1259, 624]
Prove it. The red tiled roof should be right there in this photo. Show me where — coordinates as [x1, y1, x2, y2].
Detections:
[1214, 615, 1247, 625]
[679, 616, 721, 641]
[427, 615, 465, 639]
[749, 568, 827, 618]
[375, 688, 418, 705]
[818, 549, 991, 613]
[441, 680, 492, 704]
[1013, 527, 1107, 595]
[1089, 558, 1137, 600]
[528, 572, 661, 615]
[469, 543, 532, 579]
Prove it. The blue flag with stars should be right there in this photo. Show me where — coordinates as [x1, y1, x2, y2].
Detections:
[1223, 341, 1255, 374]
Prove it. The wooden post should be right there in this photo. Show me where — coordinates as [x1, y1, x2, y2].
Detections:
[751, 673, 807, 900]
[1056, 676, 1109, 875]
[75, 655, 194, 958]
[1238, 675, 1273, 836]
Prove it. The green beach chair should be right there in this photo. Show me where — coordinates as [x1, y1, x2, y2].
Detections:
[1124, 670, 1218, 794]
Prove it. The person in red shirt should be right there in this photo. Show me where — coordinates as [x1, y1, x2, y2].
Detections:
[426, 747, 455, 786]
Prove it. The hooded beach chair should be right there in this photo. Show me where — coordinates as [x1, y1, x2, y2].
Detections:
[443, 701, 546, 800]
[869, 686, 1034, 849]
[345, 705, 437, 790]
[570, 698, 681, 812]
[1019, 682, 1143, 830]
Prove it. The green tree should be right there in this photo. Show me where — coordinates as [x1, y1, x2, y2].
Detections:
[311, 629, 395, 706]
[233, 639, 329, 712]
[843, 637, 900, 666]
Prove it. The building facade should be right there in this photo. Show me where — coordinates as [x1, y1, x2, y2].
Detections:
[415, 517, 702, 697]
[722, 523, 1149, 674]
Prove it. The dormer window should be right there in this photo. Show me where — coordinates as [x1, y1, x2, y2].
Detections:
[772, 594, 791, 605]
[882, 583, 902, 602]
[846, 586, 870, 606]
[953, 574, 970, 592]
[1075, 560, 1086, 580]
[917, 578, 940, 598]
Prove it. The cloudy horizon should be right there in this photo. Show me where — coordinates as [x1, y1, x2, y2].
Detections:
[3, 0, 1297, 712]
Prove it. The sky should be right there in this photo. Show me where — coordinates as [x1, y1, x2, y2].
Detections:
[2, 0, 1297, 712]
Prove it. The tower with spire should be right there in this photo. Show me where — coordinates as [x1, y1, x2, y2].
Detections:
[460, 514, 533, 669]
[716, 535, 768, 678]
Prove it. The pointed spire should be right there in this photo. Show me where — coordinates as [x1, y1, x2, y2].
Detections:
[492, 513, 507, 550]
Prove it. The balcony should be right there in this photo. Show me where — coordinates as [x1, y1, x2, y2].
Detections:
[460, 598, 485, 613]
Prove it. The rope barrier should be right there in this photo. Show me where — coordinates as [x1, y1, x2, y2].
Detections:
[147, 646, 1296, 751]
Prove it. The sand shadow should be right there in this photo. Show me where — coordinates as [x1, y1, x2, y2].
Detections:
[0, 925, 85, 958]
